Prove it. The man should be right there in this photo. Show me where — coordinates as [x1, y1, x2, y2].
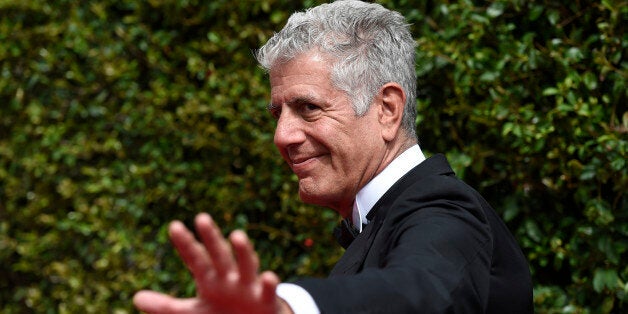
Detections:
[133, 1, 533, 313]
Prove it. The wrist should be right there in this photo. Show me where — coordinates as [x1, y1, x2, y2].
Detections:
[277, 297, 294, 314]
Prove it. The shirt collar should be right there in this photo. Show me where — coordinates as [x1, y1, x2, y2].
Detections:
[352, 144, 426, 232]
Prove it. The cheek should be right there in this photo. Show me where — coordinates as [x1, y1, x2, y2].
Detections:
[339, 126, 382, 167]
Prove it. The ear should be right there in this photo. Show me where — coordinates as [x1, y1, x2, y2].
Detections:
[377, 82, 406, 142]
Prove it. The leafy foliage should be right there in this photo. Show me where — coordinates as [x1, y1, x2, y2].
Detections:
[0, 0, 625, 313]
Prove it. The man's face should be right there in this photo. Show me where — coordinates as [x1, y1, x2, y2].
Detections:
[269, 53, 386, 217]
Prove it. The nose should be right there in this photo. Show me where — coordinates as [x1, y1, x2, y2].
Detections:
[274, 110, 306, 150]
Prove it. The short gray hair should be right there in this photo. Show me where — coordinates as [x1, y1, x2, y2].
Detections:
[256, 0, 417, 139]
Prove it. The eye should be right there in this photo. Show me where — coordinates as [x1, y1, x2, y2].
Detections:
[305, 104, 319, 111]
[268, 104, 281, 119]
[300, 103, 321, 115]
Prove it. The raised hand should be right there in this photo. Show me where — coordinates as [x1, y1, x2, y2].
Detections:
[133, 213, 290, 314]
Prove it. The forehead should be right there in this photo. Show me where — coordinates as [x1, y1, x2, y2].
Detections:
[270, 53, 332, 87]
[269, 53, 343, 106]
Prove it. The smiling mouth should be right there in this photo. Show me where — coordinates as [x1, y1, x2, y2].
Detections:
[286, 149, 328, 174]
[291, 156, 314, 165]
[288, 154, 323, 174]
[291, 156, 317, 168]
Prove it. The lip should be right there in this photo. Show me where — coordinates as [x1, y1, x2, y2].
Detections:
[291, 155, 314, 164]
[289, 155, 320, 175]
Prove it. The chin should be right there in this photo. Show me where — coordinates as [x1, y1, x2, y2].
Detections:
[298, 186, 327, 206]
[298, 190, 320, 206]
[298, 187, 346, 214]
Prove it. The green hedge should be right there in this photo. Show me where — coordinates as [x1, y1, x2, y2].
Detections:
[1, 0, 625, 313]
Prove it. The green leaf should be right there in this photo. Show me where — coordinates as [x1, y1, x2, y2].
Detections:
[593, 268, 618, 293]
[486, 2, 504, 18]
[542, 87, 559, 96]
[525, 220, 543, 243]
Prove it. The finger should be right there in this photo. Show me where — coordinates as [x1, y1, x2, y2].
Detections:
[133, 290, 209, 313]
[169, 220, 214, 283]
[195, 213, 235, 278]
[259, 271, 280, 304]
[230, 230, 260, 284]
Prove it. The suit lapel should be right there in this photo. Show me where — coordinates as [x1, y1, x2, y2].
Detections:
[329, 154, 454, 276]
[329, 214, 383, 275]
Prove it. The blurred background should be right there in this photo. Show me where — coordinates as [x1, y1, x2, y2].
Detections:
[0, 0, 626, 312]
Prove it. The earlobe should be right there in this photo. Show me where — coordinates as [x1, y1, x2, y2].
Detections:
[379, 83, 406, 142]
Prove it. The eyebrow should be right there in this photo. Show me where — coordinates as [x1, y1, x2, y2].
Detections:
[266, 103, 278, 112]
[267, 95, 318, 112]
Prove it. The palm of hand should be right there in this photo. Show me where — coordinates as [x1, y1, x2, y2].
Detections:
[133, 213, 281, 314]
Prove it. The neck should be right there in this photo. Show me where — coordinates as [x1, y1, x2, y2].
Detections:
[378, 136, 417, 175]
[336, 137, 417, 218]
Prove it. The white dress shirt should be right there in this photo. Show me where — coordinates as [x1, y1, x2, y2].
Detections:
[276, 145, 426, 314]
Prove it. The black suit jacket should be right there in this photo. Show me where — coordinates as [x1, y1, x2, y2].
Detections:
[296, 154, 533, 313]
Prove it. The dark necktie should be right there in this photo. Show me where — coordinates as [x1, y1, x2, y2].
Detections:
[333, 218, 360, 249]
